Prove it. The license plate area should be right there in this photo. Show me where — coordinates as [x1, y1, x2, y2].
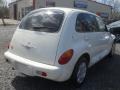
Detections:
[14, 62, 33, 75]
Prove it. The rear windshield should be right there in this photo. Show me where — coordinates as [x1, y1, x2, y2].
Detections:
[19, 9, 64, 33]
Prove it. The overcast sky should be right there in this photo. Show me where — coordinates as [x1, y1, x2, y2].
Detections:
[6, 0, 16, 4]
[6, 0, 11, 3]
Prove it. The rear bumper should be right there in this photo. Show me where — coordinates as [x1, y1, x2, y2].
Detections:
[4, 51, 70, 82]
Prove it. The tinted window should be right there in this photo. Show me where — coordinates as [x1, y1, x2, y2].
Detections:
[76, 13, 99, 32]
[19, 10, 64, 33]
[96, 17, 106, 32]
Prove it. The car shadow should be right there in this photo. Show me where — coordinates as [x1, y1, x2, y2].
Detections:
[12, 76, 77, 90]
[12, 54, 120, 90]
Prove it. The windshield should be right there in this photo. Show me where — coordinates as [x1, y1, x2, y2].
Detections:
[19, 9, 64, 33]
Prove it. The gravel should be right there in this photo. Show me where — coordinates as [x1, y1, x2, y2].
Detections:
[0, 25, 120, 90]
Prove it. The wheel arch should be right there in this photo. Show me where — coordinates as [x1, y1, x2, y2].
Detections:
[70, 52, 90, 84]
[76, 53, 90, 67]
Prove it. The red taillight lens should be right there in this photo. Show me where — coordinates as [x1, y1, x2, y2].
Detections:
[58, 49, 74, 65]
[36, 71, 47, 77]
[41, 72, 47, 77]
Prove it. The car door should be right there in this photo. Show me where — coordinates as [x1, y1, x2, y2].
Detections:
[79, 13, 104, 65]
[96, 16, 111, 56]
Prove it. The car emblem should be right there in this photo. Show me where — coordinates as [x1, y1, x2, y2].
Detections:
[22, 42, 32, 49]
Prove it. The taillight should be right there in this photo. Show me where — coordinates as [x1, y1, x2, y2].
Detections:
[41, 72, 47, 77]
[36, 71, 47, 77]
[58, 49, 74, 65]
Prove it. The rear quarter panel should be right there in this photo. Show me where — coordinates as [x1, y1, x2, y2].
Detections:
[54, 11, 92, 80]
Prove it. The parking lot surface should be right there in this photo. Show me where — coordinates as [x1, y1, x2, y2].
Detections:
[0, 25, 120, 90]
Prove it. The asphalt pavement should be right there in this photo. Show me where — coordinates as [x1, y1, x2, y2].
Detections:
[0, 25, 120, 90]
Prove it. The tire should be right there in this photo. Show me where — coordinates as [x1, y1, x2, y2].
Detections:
[71, 57, 88, 86]
[108, 43, 116, 57]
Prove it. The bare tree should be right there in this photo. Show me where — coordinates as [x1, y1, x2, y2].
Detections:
[108, 0, 120, 19]
[98, 0, 120, 19]
[0, 0, 7, 26]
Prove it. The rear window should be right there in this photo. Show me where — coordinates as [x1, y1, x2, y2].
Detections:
[19, 9, 64, 33]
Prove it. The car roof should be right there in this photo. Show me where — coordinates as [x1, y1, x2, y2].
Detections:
[31, 7, 98, 17]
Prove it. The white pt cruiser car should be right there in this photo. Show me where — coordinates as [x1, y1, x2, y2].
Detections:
[4, 7, 115, 85]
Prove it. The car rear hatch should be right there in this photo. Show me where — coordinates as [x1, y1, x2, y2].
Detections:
[9, 9, 64, 65]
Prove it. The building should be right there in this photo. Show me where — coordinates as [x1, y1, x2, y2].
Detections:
[9, 0, 112, 20]
[35, 0, 112, 20]
[9, 0, 34, 20]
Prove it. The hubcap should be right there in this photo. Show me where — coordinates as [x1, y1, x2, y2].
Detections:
[77, 62, 87, 84]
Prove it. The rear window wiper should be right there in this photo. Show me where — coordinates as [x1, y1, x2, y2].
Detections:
[32, 26, 57, 30]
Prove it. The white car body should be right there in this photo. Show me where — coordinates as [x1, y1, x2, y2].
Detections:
[4, 7, 114, 82]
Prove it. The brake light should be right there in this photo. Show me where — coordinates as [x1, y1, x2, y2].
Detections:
[58, 49, 74, 65]
[36, 71, 47, 77]
[41, 72, 47, 77]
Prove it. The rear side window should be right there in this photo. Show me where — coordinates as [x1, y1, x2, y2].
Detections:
[19, 9, 64, 33]
[76, 13, 99, 32]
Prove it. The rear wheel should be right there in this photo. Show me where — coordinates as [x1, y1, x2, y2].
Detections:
[72, 57, 88, 86]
